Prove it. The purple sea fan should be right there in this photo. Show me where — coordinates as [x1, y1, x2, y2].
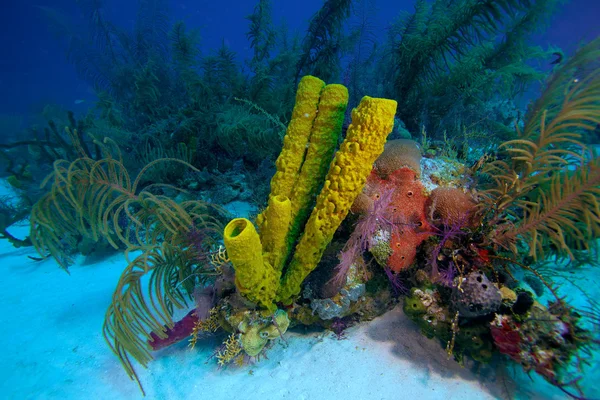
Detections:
[428, 218, 468, 281]
[186, 225, 211, 265]
[384, 266, 408, 296]
[332, 186, 397, 285]
[437, 262, 457, 288]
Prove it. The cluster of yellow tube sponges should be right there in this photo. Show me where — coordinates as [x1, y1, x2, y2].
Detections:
[223, 75, 398, 310]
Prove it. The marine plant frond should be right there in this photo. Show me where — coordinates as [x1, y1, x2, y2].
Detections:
[234, 97, 287, 133]
[133, 58, 161, 115]
[103, 240, 217, 392]
[394, 0, 428, 40]
[522, 36, 600, 141]
[201, 42, 243, 100]
[80, 0, 120, 64]
[481, 39, 600, 261]
[134, 0, 170, 59]
[246, 0, 277, 67]
[494, 153, 600, 260]
[37, 5, 114, 91]
[346, 0, 378, 101]
[391, 0, 562, 133]
[294, 0, 353, 84]
[30, 154, 223, 270]
[169, 21, 201, 66]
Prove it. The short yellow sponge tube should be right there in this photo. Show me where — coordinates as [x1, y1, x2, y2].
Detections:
[260, 195, 292, 271]
[223, 218, 279, 312]
[277, 96, 398, 304]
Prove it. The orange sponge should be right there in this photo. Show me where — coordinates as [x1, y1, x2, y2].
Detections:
[356, 167, 432, 272]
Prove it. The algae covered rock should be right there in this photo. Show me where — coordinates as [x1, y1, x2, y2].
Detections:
[237, 309, 290, 357]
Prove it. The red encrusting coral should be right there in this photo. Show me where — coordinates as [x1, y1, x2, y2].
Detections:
[490, 315, 522, 360]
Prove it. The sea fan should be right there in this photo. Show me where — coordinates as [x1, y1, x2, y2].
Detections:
[383, 266, 408, 295]
[428, 218, 469, 280]
[332, 186, 396, 284]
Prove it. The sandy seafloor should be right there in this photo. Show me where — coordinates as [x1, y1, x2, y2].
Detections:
[0, 184, 598, 400]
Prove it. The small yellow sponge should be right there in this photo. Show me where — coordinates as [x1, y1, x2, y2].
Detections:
[223, 218, 279, 311]
[260, 195, 292, 272]
[277, 96, 398, 303]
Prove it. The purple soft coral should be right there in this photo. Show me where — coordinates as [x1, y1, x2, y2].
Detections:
[428, 218, 468, 281]
[384, 266, 409, 296]
[186, 225, 212, 265]
[332, 186, 397, 285]
[437, 262, 457, 288]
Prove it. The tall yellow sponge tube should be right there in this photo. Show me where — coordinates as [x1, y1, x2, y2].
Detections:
[285, 84, 349, 261]
[277, 96, 398, 304]
[268, 75, 325, 199]
[223, 218, 279, 312]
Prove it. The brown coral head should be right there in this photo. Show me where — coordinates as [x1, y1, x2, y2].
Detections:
[374, 139, 422, 178]
[426, 187, 479, 227]
[350, 192, 373, 214]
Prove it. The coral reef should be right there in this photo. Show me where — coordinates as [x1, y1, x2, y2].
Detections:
[18, 3, 600, 397]
[490, 301, 586, 386]
[224, 76, 397, 309]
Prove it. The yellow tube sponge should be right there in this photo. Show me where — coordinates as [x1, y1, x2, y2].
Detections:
[223, 218, 279, 311]
[267, 75, 325, 199]
[286, 84, 349, 258]
[277, 96, 398, 304]
[260, 195, 292, 272]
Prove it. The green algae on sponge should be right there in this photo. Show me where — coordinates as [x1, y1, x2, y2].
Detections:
[223, 218, 279, 312]
[277, 96, 398, 304]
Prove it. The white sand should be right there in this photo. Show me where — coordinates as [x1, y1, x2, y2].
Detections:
[0, 187, 595, 399]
